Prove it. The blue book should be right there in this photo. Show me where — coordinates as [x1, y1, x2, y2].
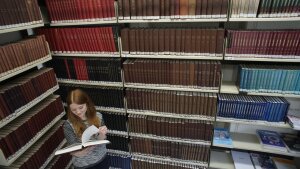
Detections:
[256, 130, 287, 152]
[213, 128, 233, 147]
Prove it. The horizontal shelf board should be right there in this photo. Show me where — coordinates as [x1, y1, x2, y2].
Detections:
[213, 132, 300, 158]
[220, 81, 239, 94]
[216, 117, 291, 129]
[0, 55, 52, 82]
[40, 140, 66, 169]
[51, 52, 120, 58]
[127, 110, 214, 121]
[229, 17, 300, 22]
[50, 20, 117, 26]
[0, 85, 59, 129]
[225, 56, 300, 62]
[129, 132, 211, 145]
[209, 150, 234, 169]
[107, 130, 128, 137]
[118, 18, 227, 23]
[122, 54, 223, 60]
[0, 22, 44, 34]
[132, 153, 208, 167]
[125, 83, 219, 93]
[58, 79, 123, 87]
[95, 106, 126, 113]
[107, 149, 130, 156]
[244, 91, 300, 98]
[0, 111, 65, 166]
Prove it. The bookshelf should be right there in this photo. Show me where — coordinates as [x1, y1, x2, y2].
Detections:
[224, 56, 300, 62]
[40, 139, 67, 169]
[118, 18, 227, 23]
[58, 79, 123, 87]
[50, 20, 118, 26]
[0, 22, 44, 34]
[121, 54, 223, 60]
[229, 17, 300, 22]
[51, 53, 120, 58]
[107, 130, 128, 137]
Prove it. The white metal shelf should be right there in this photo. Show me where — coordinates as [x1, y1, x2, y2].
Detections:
[58, 79, 123, 87]
[224, 56, 300, 62]
[209, 150, 234, 169]
[125, 83, 219, 93]
[40, 140, 67, 169]
[129, 132, 211, 145]
[229, 17, 300, 22]
[0, 55, 52, 82]
[95, 106, 126, 114]
[50, 19, 117, 26]
[0, 85, 59, 129]
[0, 22, 44, 34]
[122, 53, 223, 60]
[107, 130, 128, 137]
[216, 117, 291, 129]
[107, 149, 130, 156]
[132, 153, 208, 168]
[213, 132, 300, 158]
[127, 110, 215, 121]
[0, 111, 65, 166]
[118, 18, 227, 23]
[220, 81, 239, 94]
[51, 52, 120, 58]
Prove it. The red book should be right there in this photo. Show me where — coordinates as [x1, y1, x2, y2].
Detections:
[103, 0, 108, 19]
[108, 27, 116, 52]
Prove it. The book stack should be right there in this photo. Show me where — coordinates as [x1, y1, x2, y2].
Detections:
[127, 89, 217, 117]
[217, 94, 290, 122]
[213, 128, 233, 147]
[226, 30, 300, 59]
[45, 0, 116, 23]
[0, 95, 64, 160]
[121, 28, 224, 57]
[123, 59, 221, 89]
[0, 35, 49, 76]
[37, 27, 118, 55]
[118, 0, 228, 20]
[256, 130, 287, 152]
[50, 57, 122, 82]
[57, 84, 124, 109]
[239, 65, 300, 94]
[128, 115, 213, 141]
[0, 68, 58, 121]
[130, 137, 210, 162]
[0, 0, 42, 29]
[230, 0, 260, 18]
[257, 0, 300, 18]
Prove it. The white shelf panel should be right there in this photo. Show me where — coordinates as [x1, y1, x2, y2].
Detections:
[40, 140, 66, 169]
[220, 81, 239, 94]
[0, 85, 59, 129]
[213, 132, 300, 158]
[225, 56, 300, 62]
[125, 83, 219, 93]
[129, 132, 211, 145]
[51, 52, 120, 58]
[245, 92, 300, 98]
[118, 18, 227, 23]
[216, 117, 291, 129]
[132, 153, 208, 168]
[0, 22, 44, 34]
[107, 130, 128, 137]
[107, 149, 130, 156]
[0, 55, 52, 82]
[122, 54, 223, 60]
[0, 111, 65, 166]
[229, 17, 300, 22]
[58, 79, 123, 87]
[50, 20, 117, 26]
[95, 106, 126, 114]
[127, 110, 214, 121]
[209, 150, 234, 169]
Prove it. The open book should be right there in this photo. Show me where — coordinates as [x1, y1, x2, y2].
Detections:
[55, 125, 110, 155]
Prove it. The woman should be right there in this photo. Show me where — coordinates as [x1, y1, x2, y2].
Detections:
[63, 89, 109, 169]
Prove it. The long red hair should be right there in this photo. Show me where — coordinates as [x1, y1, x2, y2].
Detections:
[66, 89, 100, 137]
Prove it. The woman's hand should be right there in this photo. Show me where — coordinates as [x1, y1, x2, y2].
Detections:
[71, 146, 95, 157]
[98, 126, 108, 140]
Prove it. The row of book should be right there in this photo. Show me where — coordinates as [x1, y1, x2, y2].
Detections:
[57, 84, 124, 108]
[37, 27, 118, 54]
[46, 153, 72, 169]
[108, 153, 131, 169]
[0, 0, 42, 28]
[132, 156, 205, 169]
[130, 137, 210, 162]
[124, 60, 221, 88]
[102, 112, 127, 131]
[129, 115, 213, 141]
[217, 94, 289, 122]
[45, 0, 115, 22]
[50, 58, 122, 82]
[107, 135, 129, 152]
[1, 122, 65, 169]
[231, 150, 298, 169]
[118, 0, 228, 19]
[231, 0, 300, 18]
[239, 65, 300, 94]
[226, 30, 300, 57]
[121, 28, 224, 55]
[0, 35, 49, 75]
[0, 68, 57, 120]
[0, 95, 64, 159]
[126, 89, 217, 117]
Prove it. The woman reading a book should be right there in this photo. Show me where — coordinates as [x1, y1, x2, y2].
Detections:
[63, 89, 109, 169]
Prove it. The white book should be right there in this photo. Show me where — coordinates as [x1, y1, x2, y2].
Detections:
[231, 150, 255, 169]
[55, 125, 110, 155]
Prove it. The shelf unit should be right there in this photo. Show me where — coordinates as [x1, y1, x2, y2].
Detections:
[58, 79, 123, 87]
[51, 52, 120, 58]
[121, 54, 223, 60]
[107, 130, 128, 137]
[224, 56, 300, 62]
[0, 111, 65, 166]
[40, 139, 67, 169]
[0, 85, 59, 129]
[0, 22, 44, 34]
[107, 149, 131, 156]
[118, 18, 227, 23]
[229, 17, 300, 22]
[50, 20, 117, 26]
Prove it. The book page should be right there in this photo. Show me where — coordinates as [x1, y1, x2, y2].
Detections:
[81, 125, 99, 144]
